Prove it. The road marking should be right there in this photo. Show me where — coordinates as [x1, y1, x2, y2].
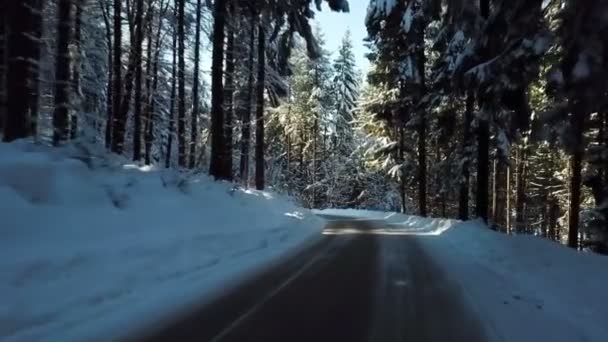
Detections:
[210, 241, 335, 342]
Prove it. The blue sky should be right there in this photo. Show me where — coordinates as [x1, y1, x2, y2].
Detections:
[314, 1, 370, 74]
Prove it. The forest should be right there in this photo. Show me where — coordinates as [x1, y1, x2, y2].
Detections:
[1, 0, 607, 254]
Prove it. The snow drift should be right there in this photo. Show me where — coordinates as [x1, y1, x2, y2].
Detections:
[0, 141, 324, 342]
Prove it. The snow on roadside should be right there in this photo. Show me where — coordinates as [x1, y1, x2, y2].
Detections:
[419, 220, 608, 342]
[0, 141, 324, 342]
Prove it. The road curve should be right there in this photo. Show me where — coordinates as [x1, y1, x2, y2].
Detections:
[142, 219, 489, 342]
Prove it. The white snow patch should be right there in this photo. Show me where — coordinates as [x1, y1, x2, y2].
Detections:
[419, 220, 608, 342]
[0, 141, 323, 342]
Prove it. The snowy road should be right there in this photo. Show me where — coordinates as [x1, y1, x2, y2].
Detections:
[143, 218, 488, 342]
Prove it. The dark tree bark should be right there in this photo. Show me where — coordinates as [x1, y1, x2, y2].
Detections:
[146, 0, 166, 165]
[491, 157, 498, 222]
[399, 126, 407, 213]
[70, 0, 84, 139]
[52, 0, 73, 146]
[28, 0, 43, 137]
[3, 1, 41, 141]
[0, 5, 6, 132]
[239, 14, 256, 185]
[255, 20, 266, 190]
[209, 0, 228, 178]
[506, 159, 512, 233]
[131, 0, 145, 161]
[568, 108, 585, 249]
[143, 0, 154, 164]
[111, 0, 124, 153]
[100, 0, 113, 148]
[417, 49, 427, 217]
[476, 0, 490, 222]
[165, 2, 178, 168]
[223, 3, 236, 179]
[459, 91, 474, 220]
[177, 0, 187, 167]
[515, 144, 527, 233]
[189, 0, 202, 169]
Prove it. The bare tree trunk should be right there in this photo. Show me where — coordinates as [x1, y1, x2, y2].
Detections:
[131, 0, 145, 161]
[52, 0, 72, 145]
[111, 0, 124, 153]
[476, 0, 490, 222]
[176, 0, 187, 167]
[255, 19, 266, 190]
[568, 108, 585, 248]
[165, 2, 177, 168]
[189, 0, 202, 169]
[417, 47, 427, 217]
[29, 0, 43, 137]
[515, 144, 527, 233]
[459, 91, 474, 220]
[100, 0, 113, 148]
[209, 0, 228, 177]
[4, 1, 40, 141]
[146, 0, 167, 165]
[399, 126, 406, 213]
[70, 0, 84, 139]
[506, 156, 512, 233]
[239, 14, 256, 185]
[223, 3, 235, 179]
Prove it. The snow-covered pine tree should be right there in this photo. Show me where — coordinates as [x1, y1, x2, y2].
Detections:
[332, 30, 359, 154]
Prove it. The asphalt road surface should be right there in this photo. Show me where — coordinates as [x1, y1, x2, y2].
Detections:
[143, 218, 489, 342]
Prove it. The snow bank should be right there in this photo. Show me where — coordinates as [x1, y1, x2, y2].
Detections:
[420, 220, 608, 342]
[0, 141, 324, 342]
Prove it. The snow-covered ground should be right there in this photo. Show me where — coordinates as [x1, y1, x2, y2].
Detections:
[0, 141, 324, 342]
[316, 209, 608, 342]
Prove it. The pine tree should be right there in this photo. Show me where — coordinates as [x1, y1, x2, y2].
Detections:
[332, 30, 359, 154]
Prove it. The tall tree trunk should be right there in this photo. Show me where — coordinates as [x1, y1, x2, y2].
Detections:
[255, 20, 266, 190]
[417, 46, 427, 217]
[70, 0, 84, 139]
[29, 0, 43, 137]
[506, 159, 512, 233]
[0, 6, 7, 133]
[143, 0, 153, 164]
[101, 0, 113, 148]
[131, 0, 145, 161]
[52, 0, 72, 146]
[568, 108, 585, 249]
[209, 0, 228, 177]
[223, 3, 235, 179]
[111, 0, 124, 153]
[4, 1, 40, 141]
[188, 0, 202, 169]
[165, 2, 178, 168]
[239, 14, 256, 185]
[459, 91, 474, 220]
[515, 144, 527, 233]
[476, 0, 490, 222]
[399, 126, 407, 213]
[176, 0, 187, 167]
[491, 157, 498, 222]
[146, 0, 166, 165]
